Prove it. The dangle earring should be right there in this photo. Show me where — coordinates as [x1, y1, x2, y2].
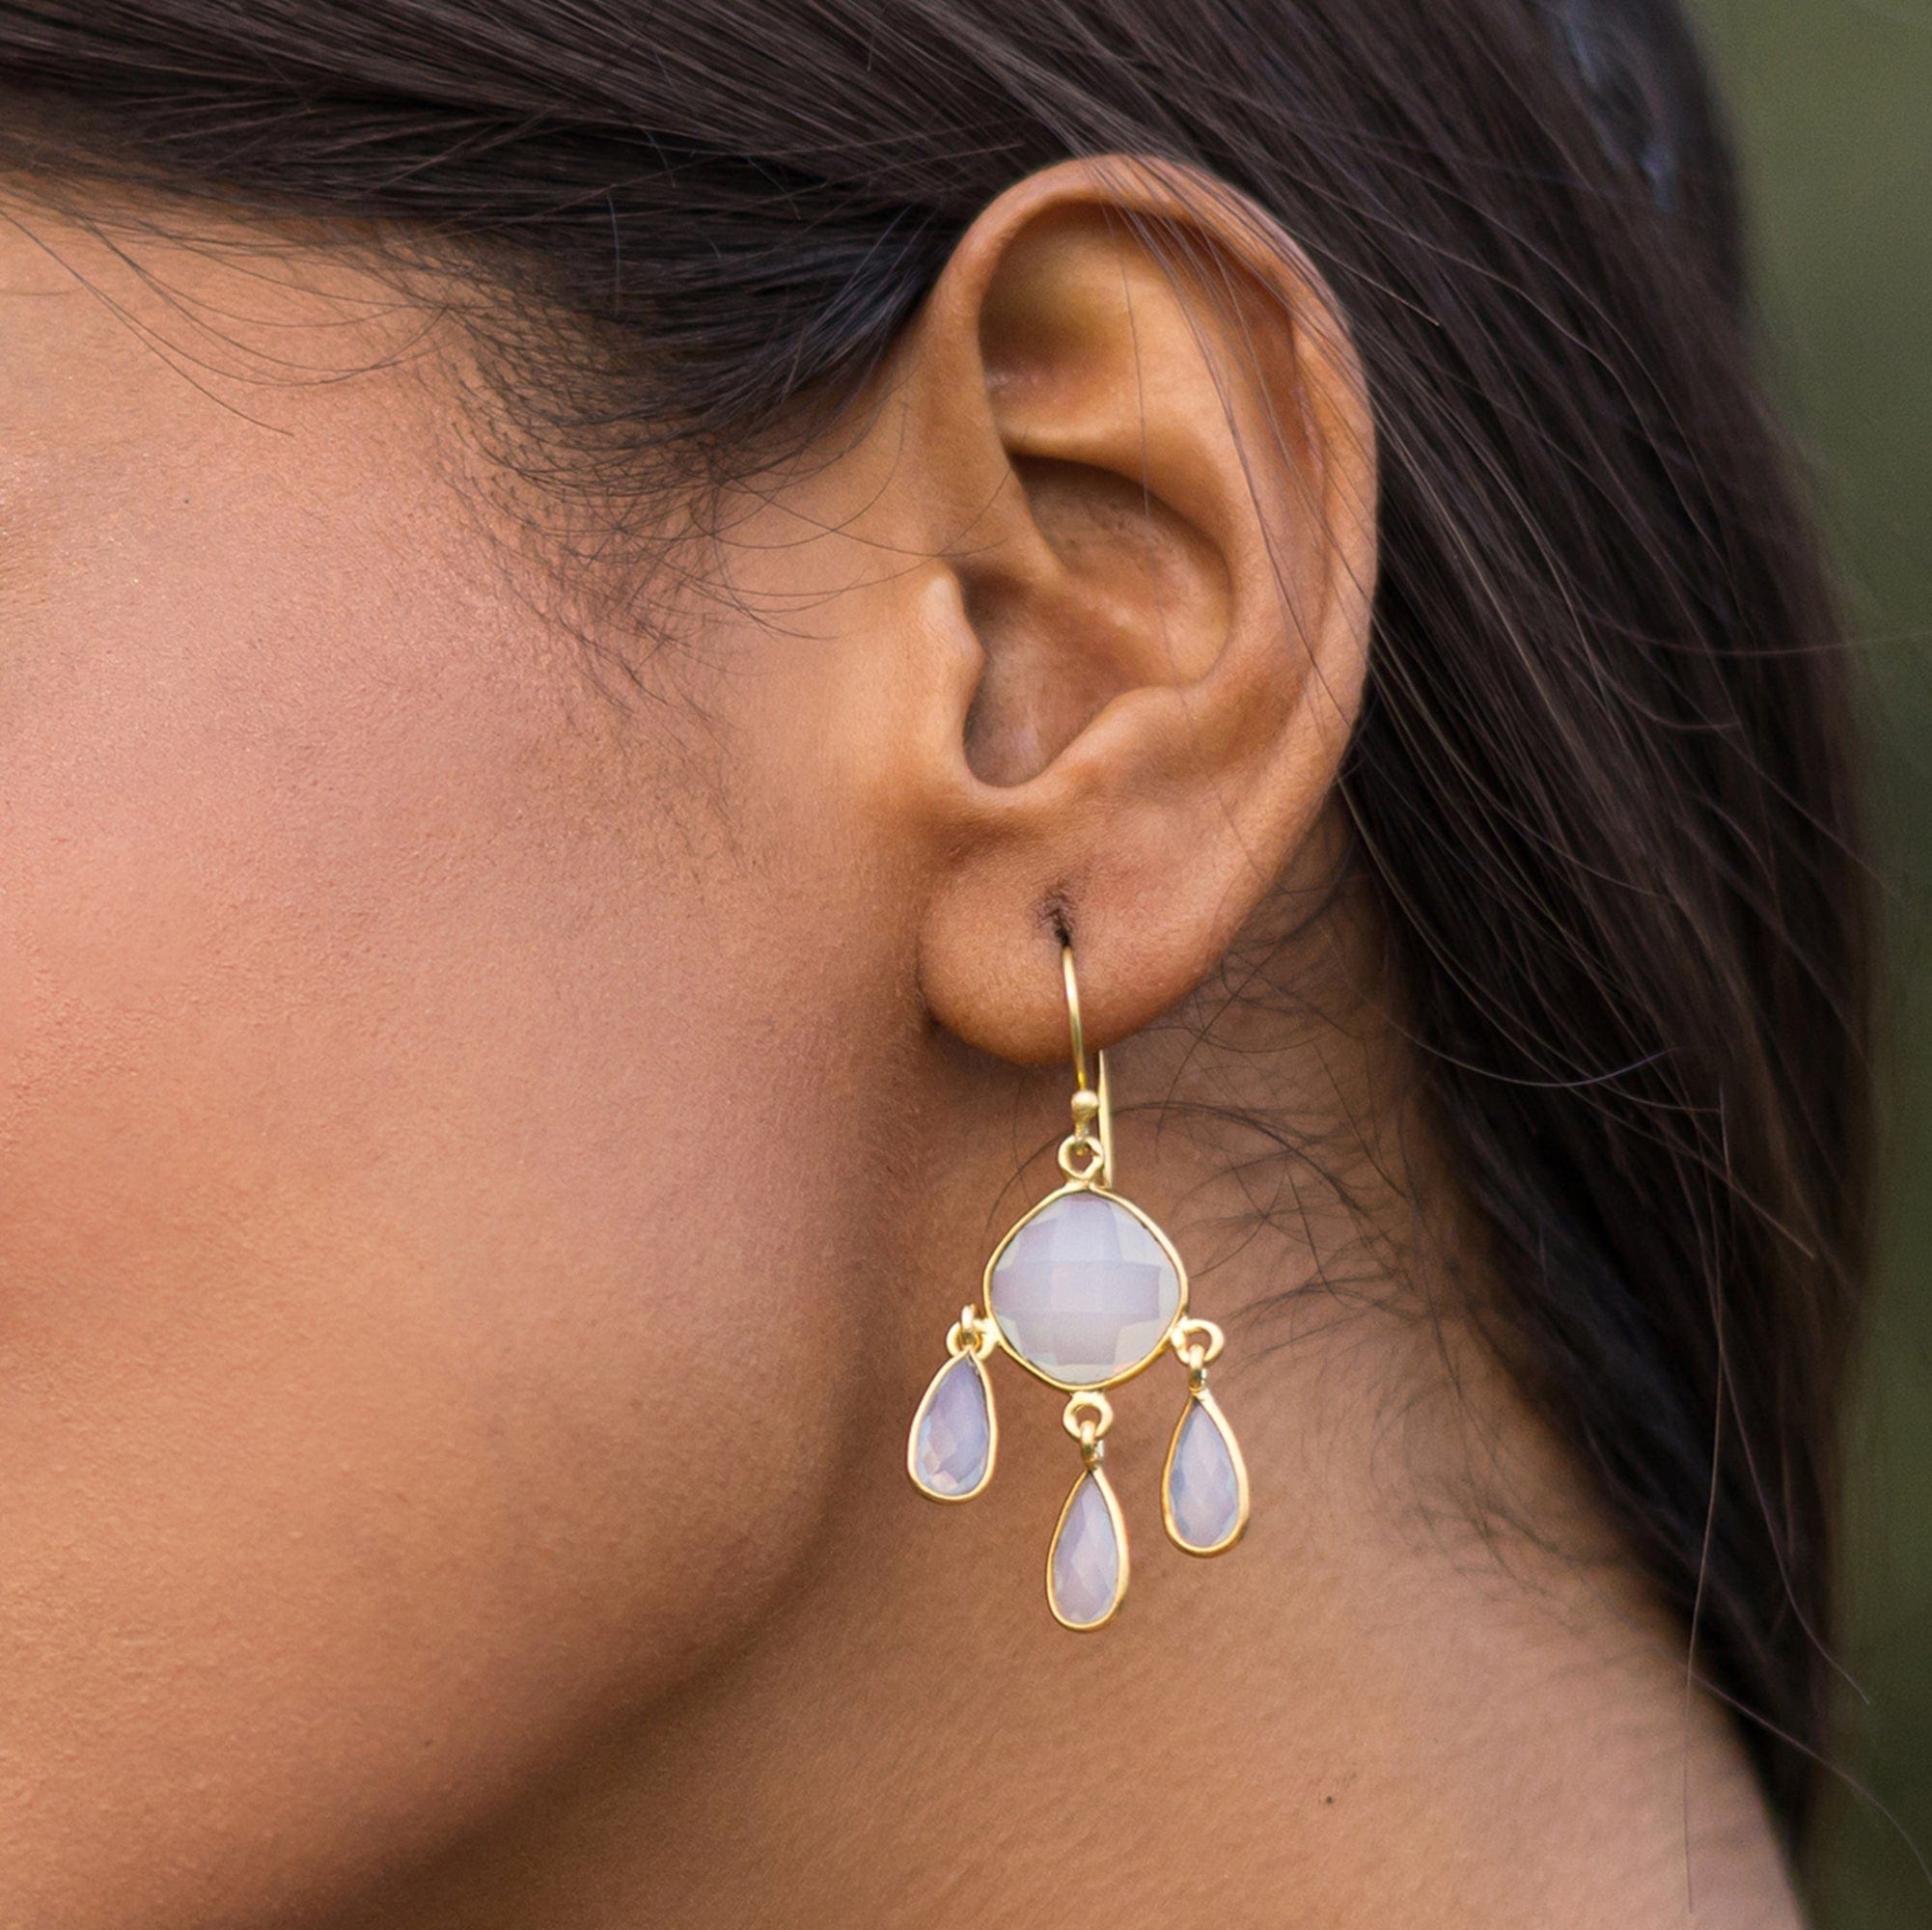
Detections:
[907, 941, 1250, 1629]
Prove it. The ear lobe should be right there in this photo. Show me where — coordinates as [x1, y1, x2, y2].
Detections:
[899, 157, 1377, 1064]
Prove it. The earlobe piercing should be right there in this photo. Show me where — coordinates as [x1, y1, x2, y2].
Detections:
[907, 941, 1249, 1628]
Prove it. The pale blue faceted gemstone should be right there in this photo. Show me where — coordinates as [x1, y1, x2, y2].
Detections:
[912, 1355, 991, 1497]
[1167, 1399, 1242, 1551]
[988, 1191, 1181, 1385]
[1050, 1473, 1122, 1627]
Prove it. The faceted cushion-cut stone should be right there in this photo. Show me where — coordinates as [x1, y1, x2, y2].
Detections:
[988, 1190, 1181, 1386]
[909, 1354, 992, 1499]
[1049, 1471, 1124, 1628]
[1166, 1397, 1244, 1552]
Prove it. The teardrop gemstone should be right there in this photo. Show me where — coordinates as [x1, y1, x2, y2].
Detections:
[1048, 1469, 1127, 1629]
[1164, 1393, 1247, 1554]
[988, 1190, 1183, 1388]
[907, 1353, 994, 1500]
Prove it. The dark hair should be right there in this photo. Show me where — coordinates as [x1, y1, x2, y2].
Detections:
[0, 0, 1870, 1849]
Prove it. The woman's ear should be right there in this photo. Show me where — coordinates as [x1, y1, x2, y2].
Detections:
[876, 155, 1377, 1061]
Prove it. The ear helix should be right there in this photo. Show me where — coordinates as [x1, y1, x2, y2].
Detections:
[907, 941, 1250, 1628]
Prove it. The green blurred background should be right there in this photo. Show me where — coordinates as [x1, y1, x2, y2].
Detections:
[1690, 2, 1932, 1921]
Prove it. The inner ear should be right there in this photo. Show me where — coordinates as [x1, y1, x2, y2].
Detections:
[962, 455, 1230, 786]
[954, 203, 1251, 789]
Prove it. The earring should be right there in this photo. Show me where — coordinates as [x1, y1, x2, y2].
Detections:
[907, 941, 1249, 1629]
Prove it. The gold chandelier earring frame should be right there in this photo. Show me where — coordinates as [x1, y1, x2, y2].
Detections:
[906, 941, 1251, 1629]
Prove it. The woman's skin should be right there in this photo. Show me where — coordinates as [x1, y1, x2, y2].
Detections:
[0, 165, 1800, 1928]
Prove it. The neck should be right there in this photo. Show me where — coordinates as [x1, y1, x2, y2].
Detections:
[330, 999, 1798, 1929]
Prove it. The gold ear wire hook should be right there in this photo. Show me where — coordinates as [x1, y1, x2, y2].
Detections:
[1098, 1048, 1114, 1191]
[1062, 941, 1089, 1092]
[1061, 941, 1115, 1191]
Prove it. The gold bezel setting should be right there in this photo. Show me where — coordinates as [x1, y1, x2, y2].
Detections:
[1046, 1461, 1130, 1633]
[981, 1176, 1189, 1393]
[905, 1338, 999, 1503]
[1160, 1384, 1251, 1557]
